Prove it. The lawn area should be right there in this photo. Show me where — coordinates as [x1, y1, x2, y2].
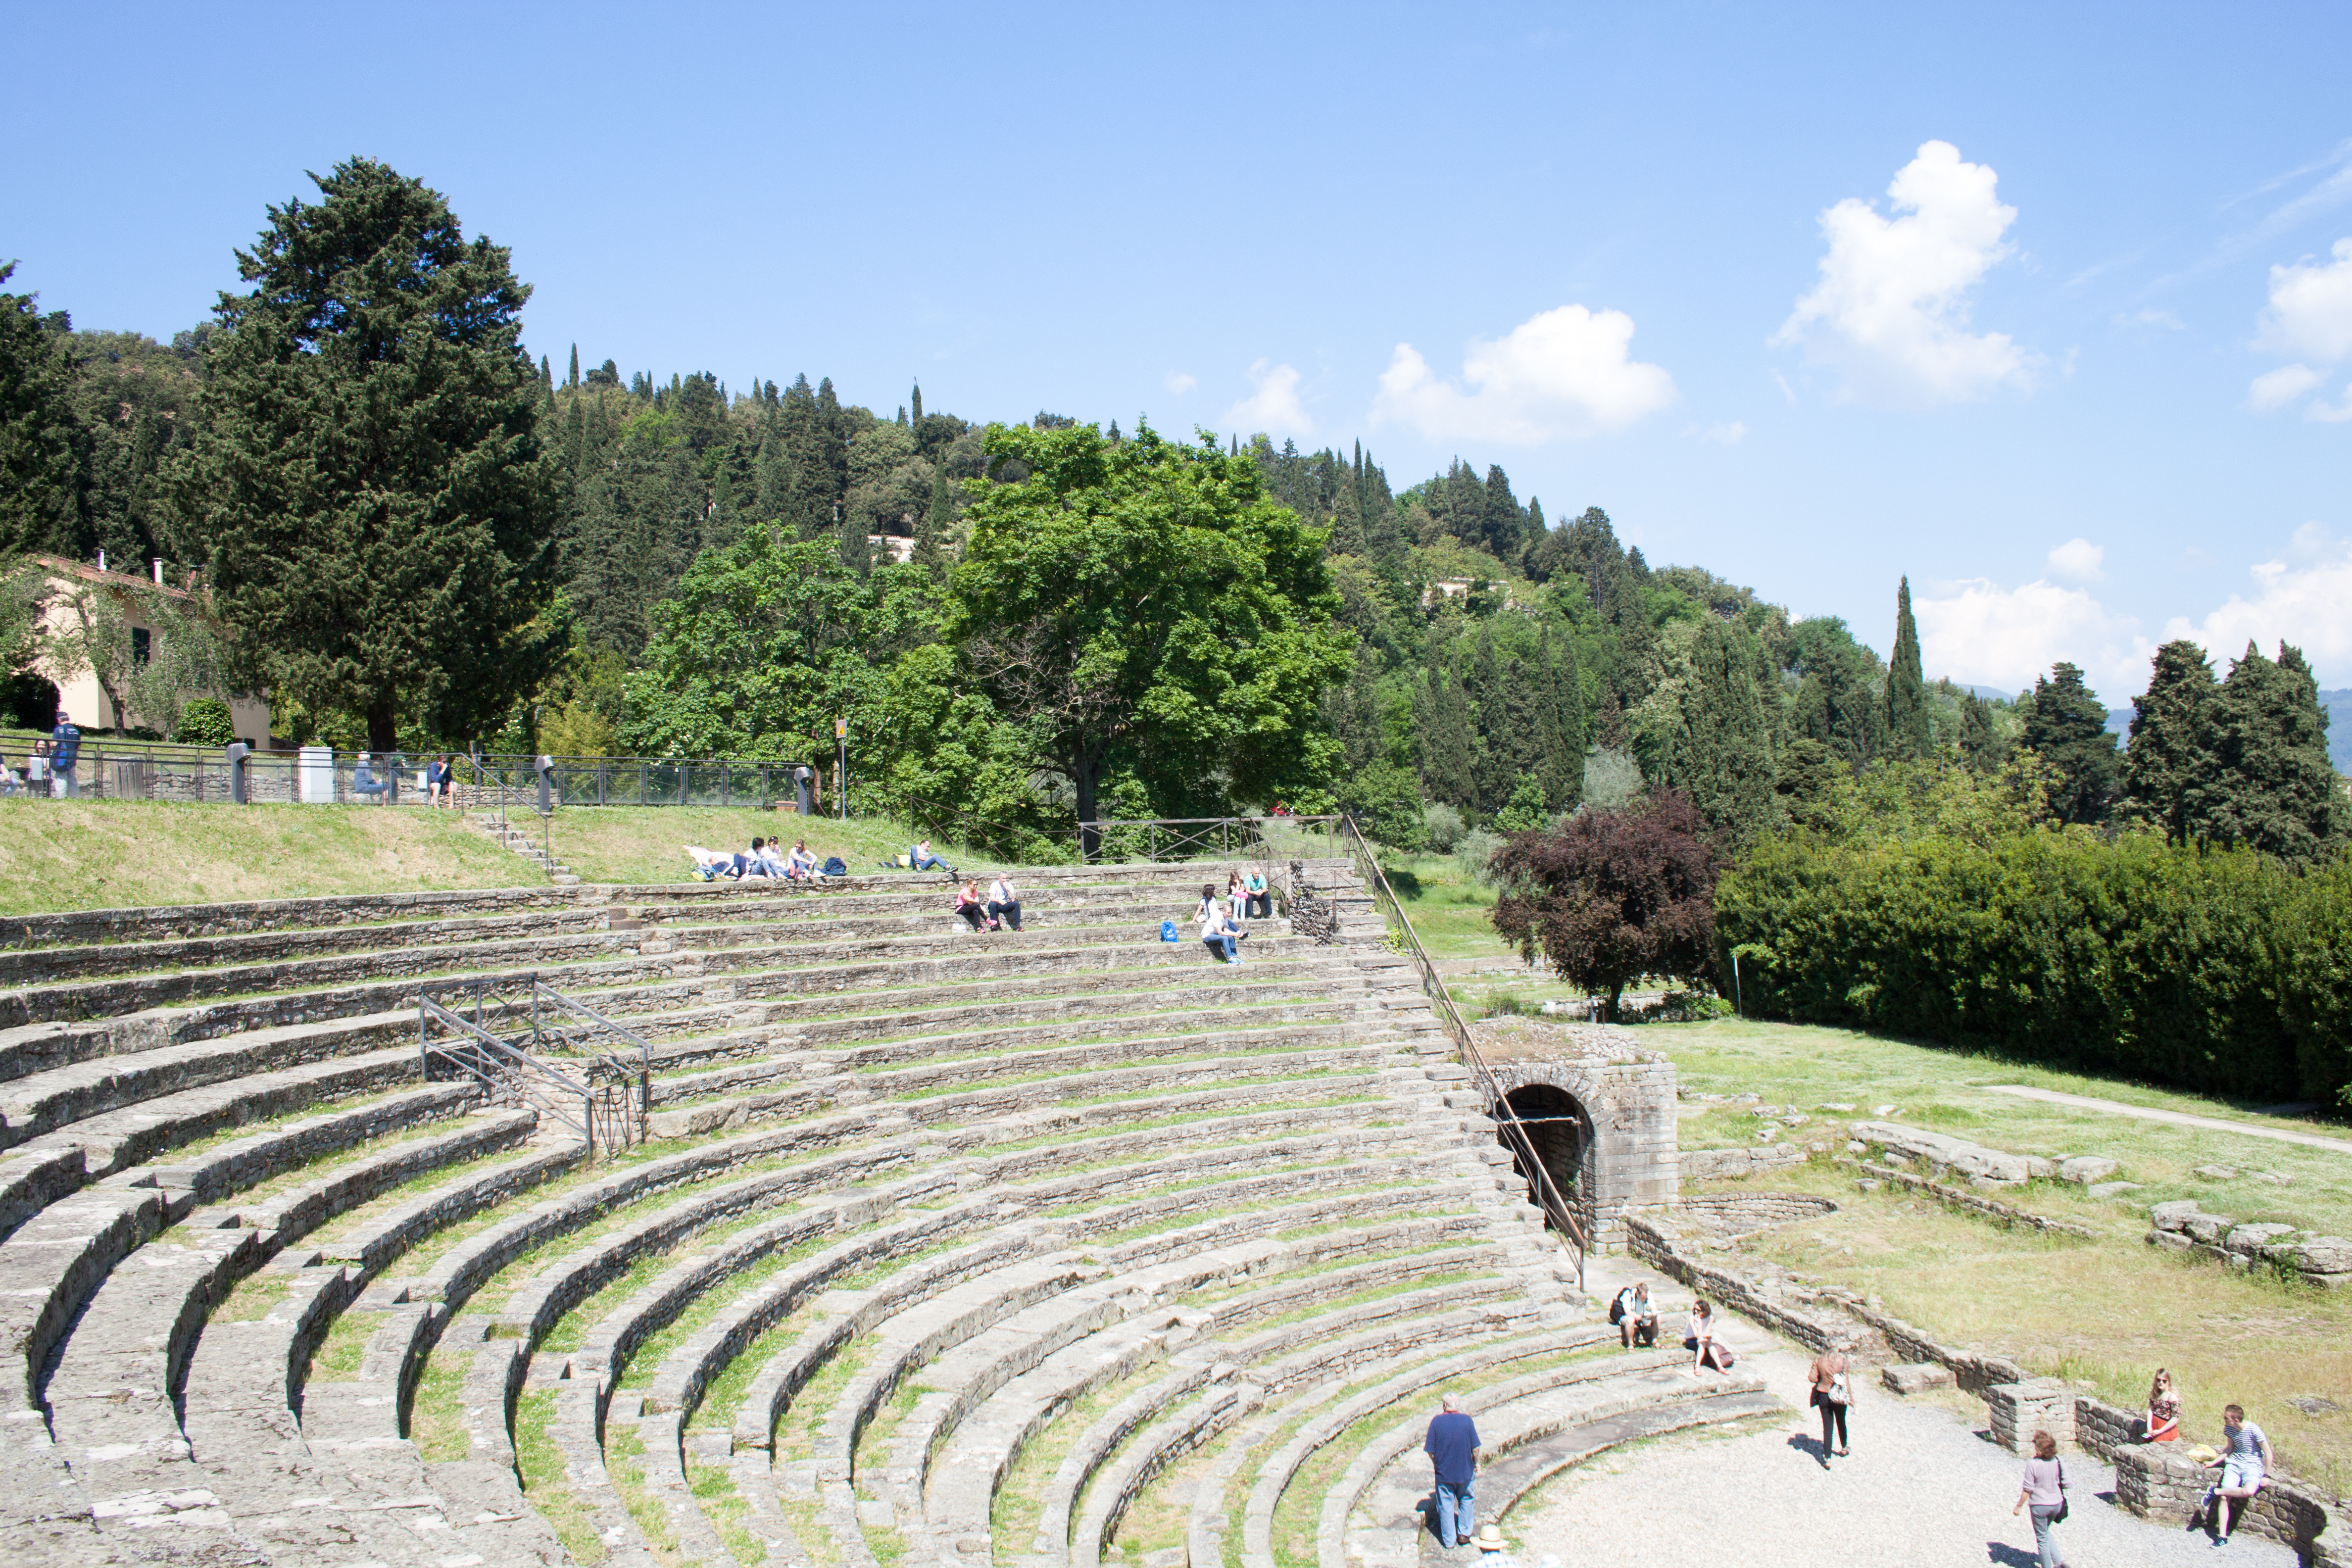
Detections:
[0, 797, 541, 913]
[1375, 847, 1515, 962]
[1654, 1016, 2352, 1497]
[549, 808, 1011, 885]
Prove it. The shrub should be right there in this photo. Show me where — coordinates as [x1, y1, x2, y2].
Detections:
[1423, 802, 1467, 853]
[1716, 830, 2352, 1103]
[1453, 828, 1505, 886]
[175, 698, 236, 747]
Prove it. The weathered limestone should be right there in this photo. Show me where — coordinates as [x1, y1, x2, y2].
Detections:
[1483, 1050, 1678, 1250]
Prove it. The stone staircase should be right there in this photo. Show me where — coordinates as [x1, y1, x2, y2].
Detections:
[0, 859, 1781, 1566]
[467, 805, 581, 884]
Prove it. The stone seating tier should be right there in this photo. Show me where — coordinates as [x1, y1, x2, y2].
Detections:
[0, 858, 1766, 1567]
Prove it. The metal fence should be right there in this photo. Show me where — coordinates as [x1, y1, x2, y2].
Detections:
[1073, 814, 1342, 865]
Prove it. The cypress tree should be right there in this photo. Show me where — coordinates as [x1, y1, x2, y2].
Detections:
[2123, 639, 2216, 842]
[1666, 618, 1776, 847]
[1482, 464, 1521, 559]
[779, 375, 833, 537]
[910, 382, 923, 426]
[2185, 641, 2349, 864]
[911, 466, 951, 579]
[174, 157, 563, 751]
[814, 376, 850, 500]
[2019, 663, 2119, 825]
[567, 343, 579, 388]
[1884, 576, 1931, 758]
[1958, 693, 2002, 773]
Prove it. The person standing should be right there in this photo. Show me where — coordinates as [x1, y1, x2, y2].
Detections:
[2145, 1368, 2180, 1444]
[49, 718, 80, 798]
[1808, 1338, 1855, 1462]
[2012, 1429, 2067, 1568]
[986, 873, 1022, 931]
[1423, 1394, 1479, 1547]
[2203, 1403, 2275, 1543]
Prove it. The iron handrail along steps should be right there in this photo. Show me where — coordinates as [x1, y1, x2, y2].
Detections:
[417, 974, 650, 1156]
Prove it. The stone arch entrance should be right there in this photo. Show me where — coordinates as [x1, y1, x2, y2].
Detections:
[1497, 1083, 1591, 1237]
[1484, 1051, 1678, 1252]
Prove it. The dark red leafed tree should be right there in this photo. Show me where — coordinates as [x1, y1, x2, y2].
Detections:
[1488, 787, 1724, 1022]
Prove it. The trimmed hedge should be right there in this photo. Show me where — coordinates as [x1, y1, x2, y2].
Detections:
[1716, 831, 2352, 1104]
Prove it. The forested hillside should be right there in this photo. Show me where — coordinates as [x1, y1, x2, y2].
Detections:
[1, 162, 2342, 869]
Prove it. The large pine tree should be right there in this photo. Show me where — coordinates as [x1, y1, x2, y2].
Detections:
[1883, 576, 1932, 759]
[2019, 662, 2119, 825]
[2186, 641, 2348, 865]
[0, 263, 88, 556]
[174, 158, 564, 750]
[2123, 638, 2216, 842]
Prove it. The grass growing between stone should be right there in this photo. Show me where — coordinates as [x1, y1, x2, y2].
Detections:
[515, 1387, 607, 1564]
[0, 797, 543, 913]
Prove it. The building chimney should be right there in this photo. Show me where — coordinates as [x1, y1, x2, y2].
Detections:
[152, 559, 163, 585]
[98, 549, 106, 573]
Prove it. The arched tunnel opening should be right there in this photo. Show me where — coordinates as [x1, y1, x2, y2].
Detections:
[1495, 1083, 1591, 1238]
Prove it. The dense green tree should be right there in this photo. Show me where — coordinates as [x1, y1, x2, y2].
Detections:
[2186, 641, 2348, 865]
[1958, 692, 2003, 773]
[1788, 617, 1886, 773]
[2123, 639, 2216, 842]
[949, 421, 1353, 852]
[1650, 617, 1777, 847]
[1883, 576, 1931, 759]
[0, 264, 88, 555]
[172, 157, 565, 751]
[2018, 662, 2119, 826]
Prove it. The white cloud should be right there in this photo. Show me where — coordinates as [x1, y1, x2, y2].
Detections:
[1223, 360, 1312, 438]
[1701, 420, 1747, 444]
[2046, 537, 2105, 583]
[1163, 370, 1197, 395]
[2254, 237, 2352, 362]
[1912, 577, 2147, 698]
[1772, 140, 2038, 405]
[2164, 524, 2352, 677]
[2112, 308, 2184, 332]
[2249, 363, 2324, 411]
[1369, 304, 1676, 444]
[2307, 385, 2352, 423]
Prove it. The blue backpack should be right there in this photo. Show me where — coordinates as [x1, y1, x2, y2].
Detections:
[1159, 920, 1179, 942]
[822, 856, 848, 878]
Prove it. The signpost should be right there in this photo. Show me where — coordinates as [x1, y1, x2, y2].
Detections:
[834, 718, 847, 820]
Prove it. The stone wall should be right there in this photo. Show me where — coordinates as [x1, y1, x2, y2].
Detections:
[1836, 1158, 2101, 1239]
[1679, 1143, 1802, 1182]
[1622, 1214, 1866, 1357]
[1485, 1056, 1677, 1251]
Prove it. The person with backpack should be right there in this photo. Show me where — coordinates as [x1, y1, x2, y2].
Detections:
[1610, 1282, 1658, 1348]
[49, 718, 80, 798]
[1808, 1337, 1855, 1462]
[2012, 1428, 2068, 1567]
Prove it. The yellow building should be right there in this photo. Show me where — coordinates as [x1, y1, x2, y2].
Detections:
[24, 554, 270, 743]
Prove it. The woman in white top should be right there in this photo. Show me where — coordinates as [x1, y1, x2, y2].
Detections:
[1196, 884, 1241, 963]
[1686, 1299, 1727, 1375]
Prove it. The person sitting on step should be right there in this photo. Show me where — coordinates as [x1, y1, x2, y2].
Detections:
[953, 879, 993, 931]
[1612, 1281, 1658, 1348]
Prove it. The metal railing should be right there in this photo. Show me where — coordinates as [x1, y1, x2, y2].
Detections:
[1073, 814, 1342, 866]
[1333, 813, 1589, 1288]
[418, 974, 650, 1157]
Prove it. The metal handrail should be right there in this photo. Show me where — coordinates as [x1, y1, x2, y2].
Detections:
[419, 993, 593, 1148]
[1073, 814, 1342, 865]
[1333, 813, 1589, 1289]
[417, 974, 648, 1154]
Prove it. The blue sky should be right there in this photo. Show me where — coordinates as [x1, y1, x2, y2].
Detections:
[8, 1, 2351, 698]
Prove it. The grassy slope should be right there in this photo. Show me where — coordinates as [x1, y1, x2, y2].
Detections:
[1658, 1015, 2352, 1496]
[1377, 849, 1513, 962]
[0, 798, 542, 913]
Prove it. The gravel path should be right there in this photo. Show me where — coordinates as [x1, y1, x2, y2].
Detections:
[1512, 1261, 2302, 1567]
[1978, 1085, 2352, 1156]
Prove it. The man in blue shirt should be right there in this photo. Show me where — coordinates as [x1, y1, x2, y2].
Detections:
[1424, 1393, 1480, 1547]
[49, 719, 80, 798]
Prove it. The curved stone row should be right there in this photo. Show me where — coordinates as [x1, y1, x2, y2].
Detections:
[0, 862, 1772, 1566]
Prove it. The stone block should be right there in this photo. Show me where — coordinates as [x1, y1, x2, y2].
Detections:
[2087, 1181, 2141, 1200]
[2223, 1223, 2297, 1256]
[1881, 1362, 1954, 1395]
[2182, 1213, 2235, 1245]
[1987, 1379, 2076, 1453]
[2283, 1236, 2352, 1276]
[2192, 1164, 2239, 1180]
[2024, 1156, 2057, 1180]
[2150, 1200, 2200, 1231]
[2058, 1156, 2118, 1184]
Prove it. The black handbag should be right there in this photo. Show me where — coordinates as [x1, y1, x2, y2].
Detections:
[2054, 1460, 2069, 1523]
